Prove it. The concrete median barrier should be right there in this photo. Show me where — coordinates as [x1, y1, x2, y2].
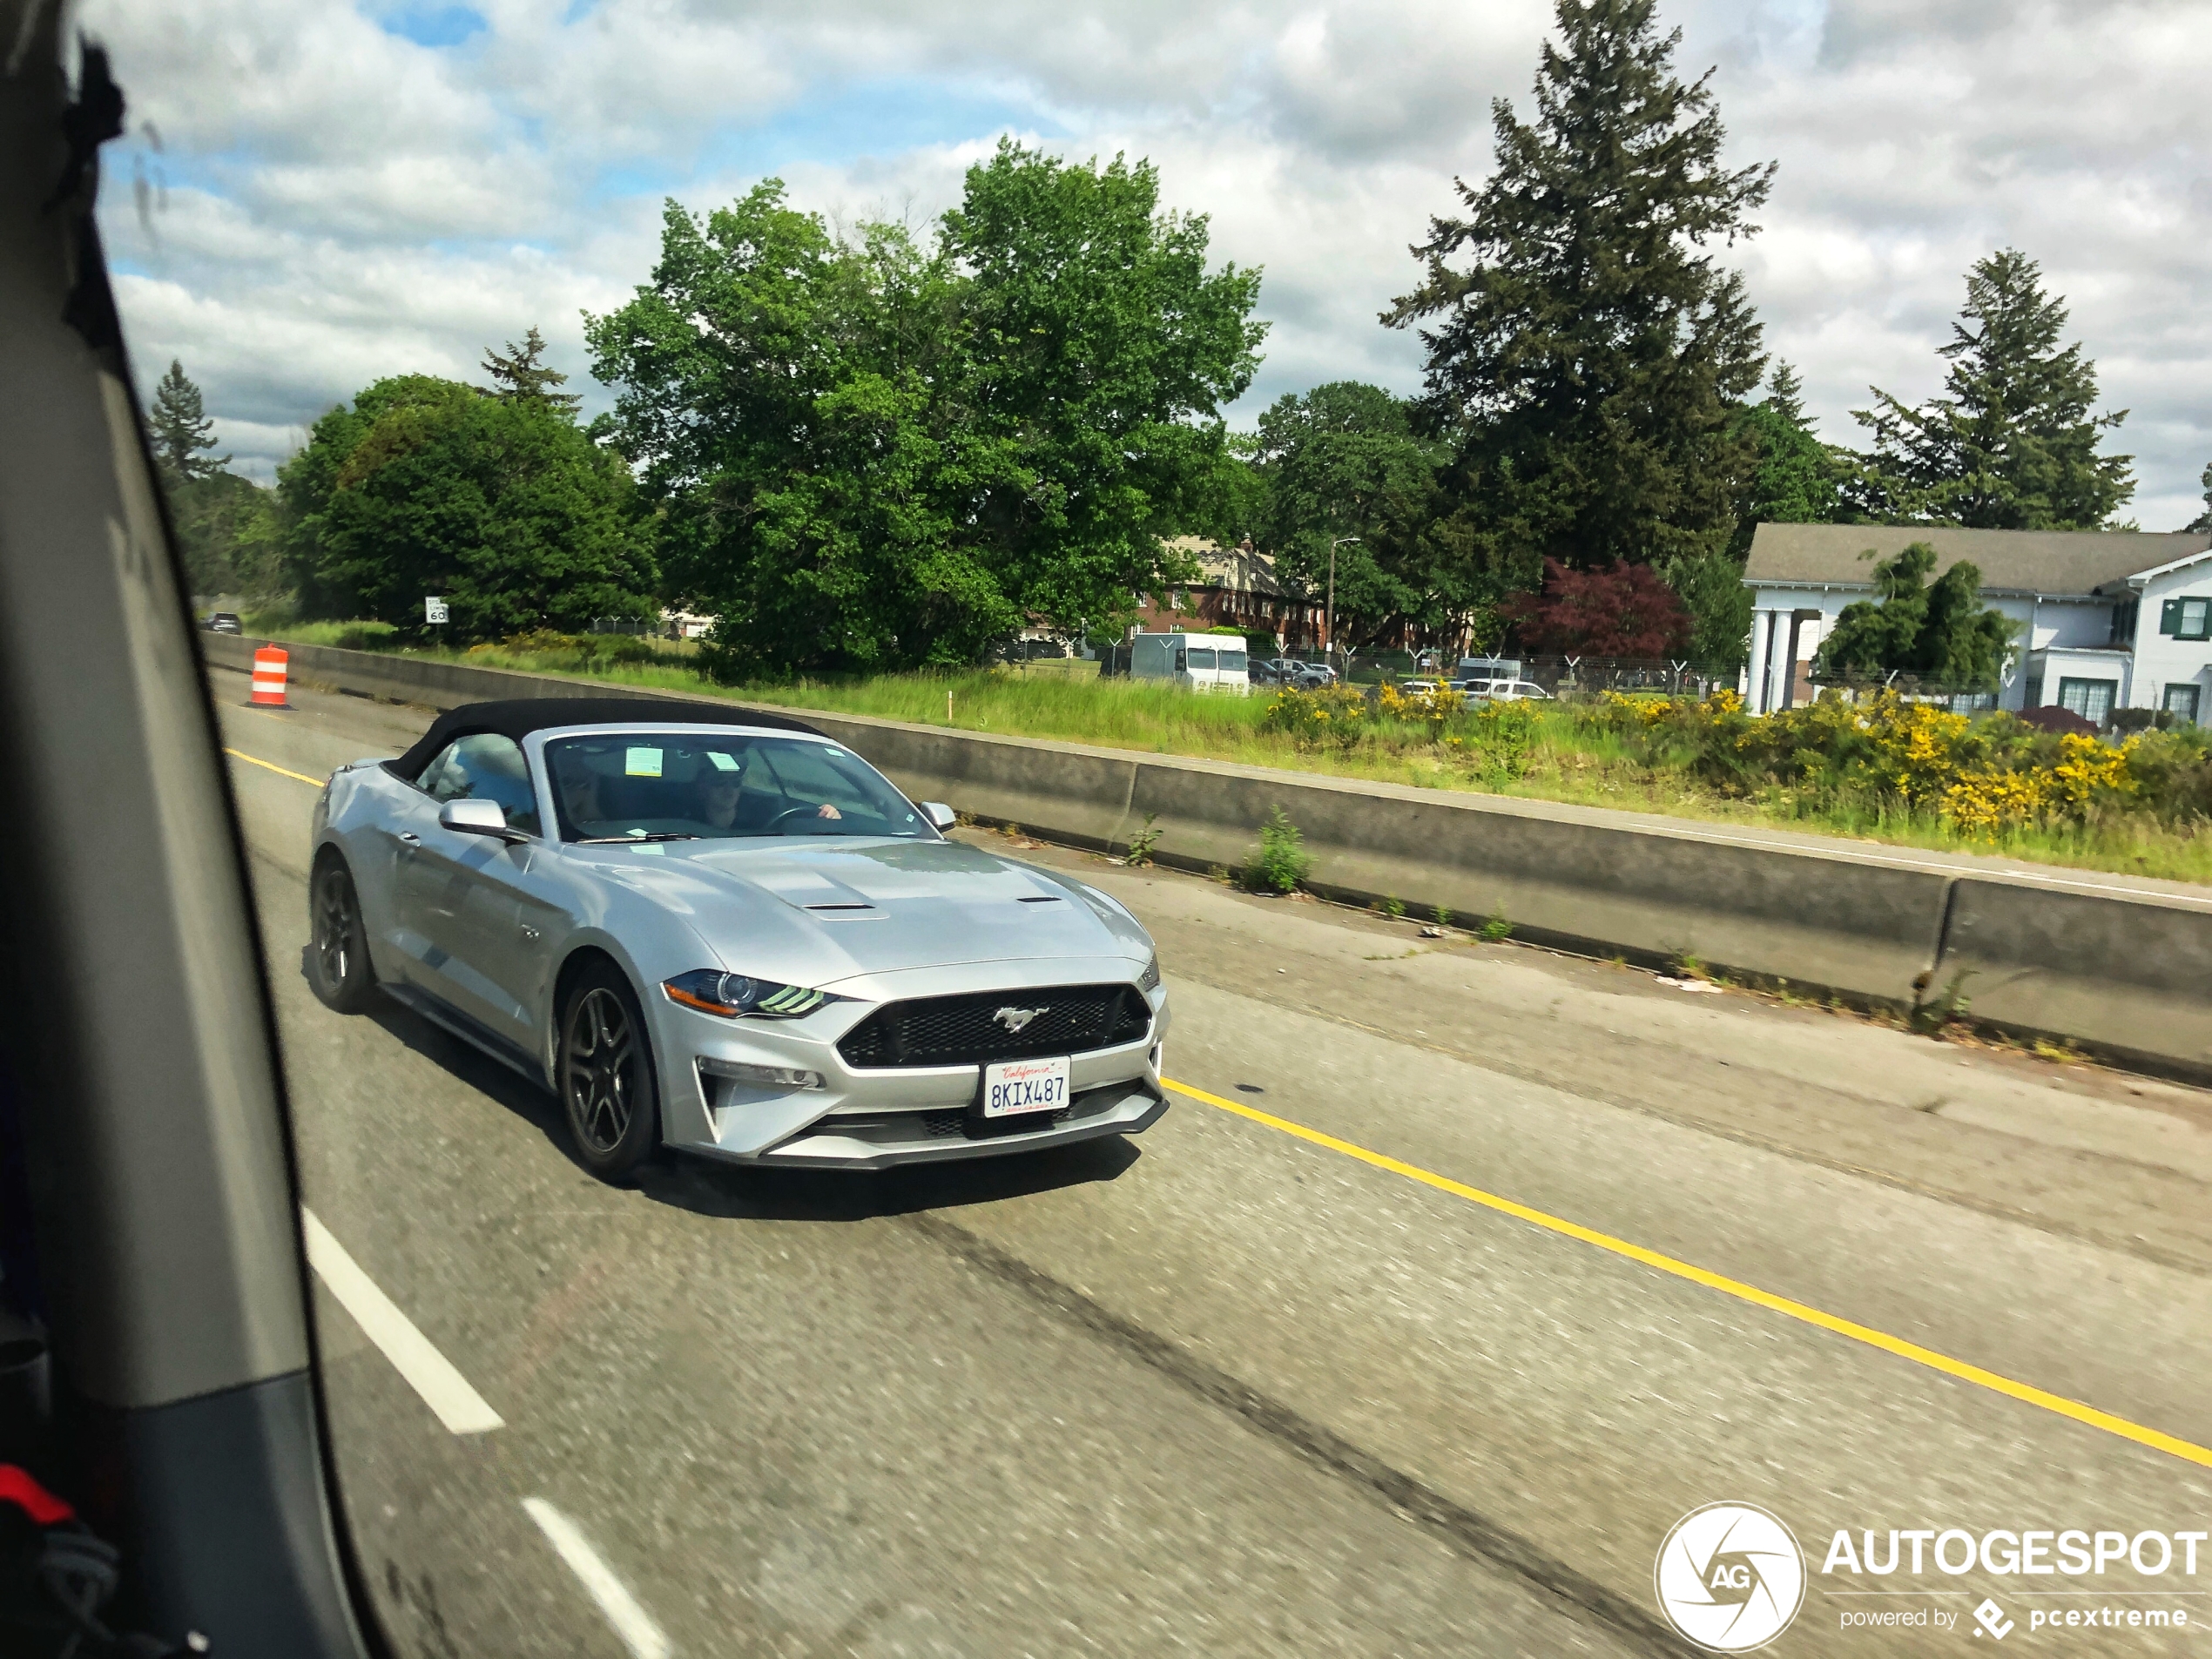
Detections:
[199, 632, 2212, 1081]
[1937, 879, 2212, 1076]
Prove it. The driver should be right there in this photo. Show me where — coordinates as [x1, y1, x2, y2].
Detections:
[697, 761, 840, 833]
[556, 759, 606, 828]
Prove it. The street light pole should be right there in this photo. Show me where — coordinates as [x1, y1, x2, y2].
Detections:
[1326, 536, 1359, 676]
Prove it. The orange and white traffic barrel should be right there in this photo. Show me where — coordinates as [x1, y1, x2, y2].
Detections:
[249, 644, 291, 708]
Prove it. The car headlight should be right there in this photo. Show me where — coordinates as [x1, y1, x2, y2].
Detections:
[663, 969, 838, 1019]
[1138, 952, 1161, 993]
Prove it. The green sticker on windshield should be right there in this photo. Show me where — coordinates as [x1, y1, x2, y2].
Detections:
[707, 752, 739, 772]
[624, 746, 663, 777]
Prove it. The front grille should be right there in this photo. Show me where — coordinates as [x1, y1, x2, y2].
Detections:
[839, 983, 1151, 1069]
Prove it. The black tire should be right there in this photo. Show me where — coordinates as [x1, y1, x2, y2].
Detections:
[557, 961, 662, 1181]
[307, 853, 380, 1014]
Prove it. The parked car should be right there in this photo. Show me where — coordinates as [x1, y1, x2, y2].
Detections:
[1286, 661, 1339, 688]
[205, 610, 242, 634]
[1463, 678, 1551, 702]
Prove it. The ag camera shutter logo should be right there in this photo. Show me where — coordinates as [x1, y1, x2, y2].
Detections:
[1655, 1502, 1807, 1651]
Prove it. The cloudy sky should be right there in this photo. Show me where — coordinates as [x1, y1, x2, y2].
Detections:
[79, 0, 2212, 529]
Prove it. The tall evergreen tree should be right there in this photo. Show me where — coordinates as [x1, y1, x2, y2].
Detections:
[482, 326, 583, 410]
[1386, 0, 1773, 595]
[147, 359, 227, 487]
[1662, 363, 1843, 669]
[1763, 361, 1809, 430]
[1850, 249, 2133, 529]
[2184, 462, 2211, 534]
[1734, 361, 1841, 534]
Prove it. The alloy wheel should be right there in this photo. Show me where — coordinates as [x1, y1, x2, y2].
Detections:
[314, 865, 356, 988]
[564, 988, 636, 1153]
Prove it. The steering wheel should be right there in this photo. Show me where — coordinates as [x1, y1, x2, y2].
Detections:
[766, 806, 833, 833]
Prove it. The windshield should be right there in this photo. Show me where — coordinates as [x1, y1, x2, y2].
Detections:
[543, 732, 927, 841]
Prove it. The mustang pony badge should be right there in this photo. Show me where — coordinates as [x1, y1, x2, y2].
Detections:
[993, 1006, 1046, 1034]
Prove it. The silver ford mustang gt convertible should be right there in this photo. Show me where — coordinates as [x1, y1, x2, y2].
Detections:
[306, 698, 1169, 1178]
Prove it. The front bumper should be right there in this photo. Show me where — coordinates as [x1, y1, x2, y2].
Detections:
[652, 961, 1171, 1166]
[720, 1076, 1170, 1170]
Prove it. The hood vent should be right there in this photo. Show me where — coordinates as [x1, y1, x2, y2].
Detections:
[803, 901, 883, 918]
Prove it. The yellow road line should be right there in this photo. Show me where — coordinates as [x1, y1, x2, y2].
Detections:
[225, 747, 323, 788]
[1163, 1076, 2212, 1471]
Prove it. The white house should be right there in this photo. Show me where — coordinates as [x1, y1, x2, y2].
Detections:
[1741, 524, 2212, 724]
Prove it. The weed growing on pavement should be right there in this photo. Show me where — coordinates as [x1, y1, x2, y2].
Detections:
[1242, 807, 1312, 894]
[1434, 905, 1453, 927]
[1379, 894, 1406, 919]
[1123, 813, 1162, 867]
[1479, 909, 1513, 943]
[1911, 968, 1975, 1034]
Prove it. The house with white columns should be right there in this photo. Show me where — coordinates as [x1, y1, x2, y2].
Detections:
[1740, 524, 2212, 724]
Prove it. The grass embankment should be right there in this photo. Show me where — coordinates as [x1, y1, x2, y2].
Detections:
[242, 617, 2212, 883]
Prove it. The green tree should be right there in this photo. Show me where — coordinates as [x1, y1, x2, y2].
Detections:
[941, 141, 1268, 636]
[147, 359, 228, 488]
[1735, 363, 1841, 532]
[588, 147, 1266, 675]
[1386, 0, 1773, 595]
[2184, 462, 2211, 534]
[280, 373, 657, 641]
[170, 472, 282, 599]
[1816, 542, 2014, 690]
[1850, 249, 2134, 529]
[1667, 363, 1844, 668]
[1247, 381, 1450, 648]
[482, 326, 583, 411]
[588, 186, 1017, 671]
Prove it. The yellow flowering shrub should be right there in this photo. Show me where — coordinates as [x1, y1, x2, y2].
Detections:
[1940, 770, 2048, 837]
[1261, 684, 1367, 750]
[2047, 732, 2136, 813]
[1377, 681, 1466, 740]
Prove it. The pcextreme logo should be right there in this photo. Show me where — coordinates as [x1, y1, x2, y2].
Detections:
[1655, 1502, 1809, 1652]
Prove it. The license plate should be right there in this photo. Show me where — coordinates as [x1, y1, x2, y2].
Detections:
[980, 1055, 1070, 1117]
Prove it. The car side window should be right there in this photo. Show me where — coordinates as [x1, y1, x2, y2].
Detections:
[420, 733, 542, 837]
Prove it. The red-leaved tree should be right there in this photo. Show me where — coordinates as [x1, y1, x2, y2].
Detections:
[1501, 558, 1694, 657]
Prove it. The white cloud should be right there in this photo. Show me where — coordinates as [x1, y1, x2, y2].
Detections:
[77, 0, 2212, 523]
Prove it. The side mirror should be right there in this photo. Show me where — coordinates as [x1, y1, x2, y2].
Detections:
[439, 797, 521, 840]
[918, 801, 958, 832]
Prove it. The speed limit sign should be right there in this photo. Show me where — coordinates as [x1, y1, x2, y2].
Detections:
[424, 596, 449, 624]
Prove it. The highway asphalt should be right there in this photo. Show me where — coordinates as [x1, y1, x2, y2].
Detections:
[212, 675, 2211, 1657]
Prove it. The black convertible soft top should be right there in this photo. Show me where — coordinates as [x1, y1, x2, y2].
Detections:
[386, 697, 826, 780]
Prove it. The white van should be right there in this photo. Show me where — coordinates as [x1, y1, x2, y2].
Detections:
[1130, 632, 1251, 694]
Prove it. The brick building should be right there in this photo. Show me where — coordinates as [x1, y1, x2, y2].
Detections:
[1130, 536, 1325, 646]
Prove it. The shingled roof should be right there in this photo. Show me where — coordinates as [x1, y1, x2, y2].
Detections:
[1743, 523, 2211, 597]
